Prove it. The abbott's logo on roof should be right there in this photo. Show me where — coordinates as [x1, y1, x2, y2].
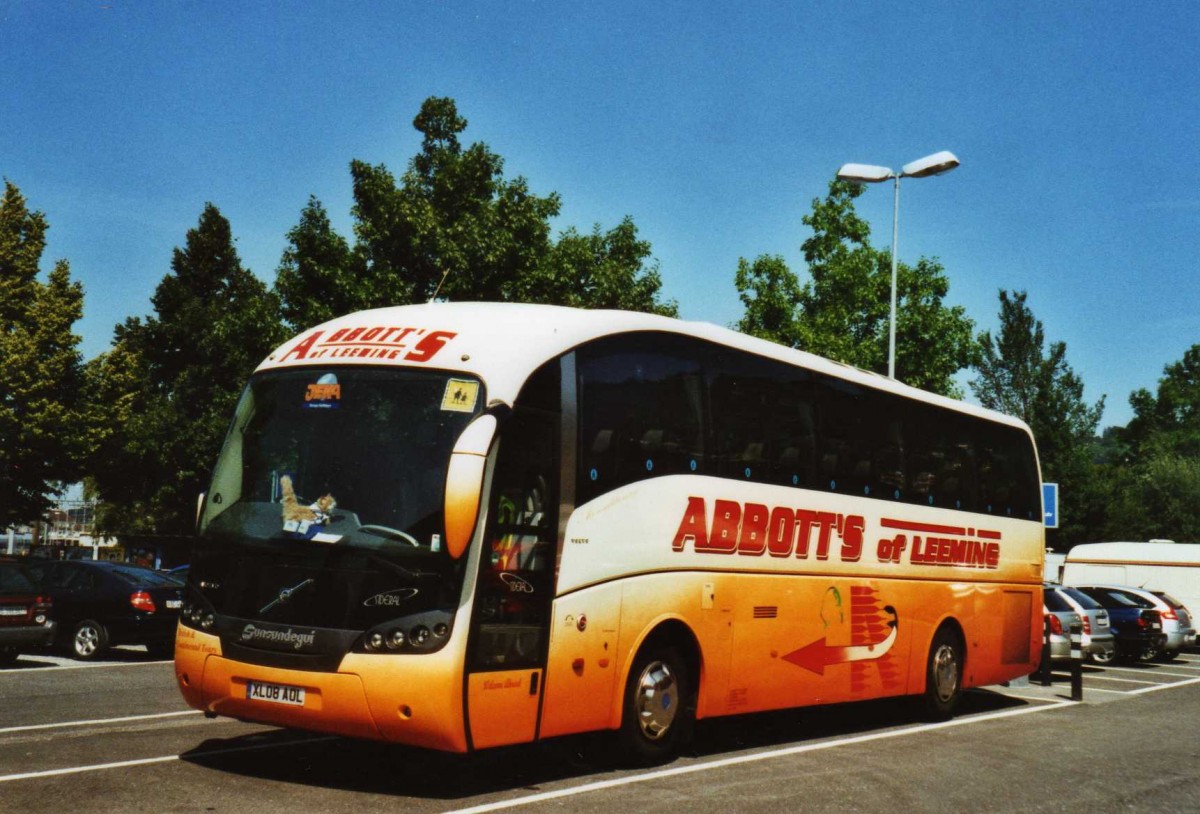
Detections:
[240, 623, 316, 651]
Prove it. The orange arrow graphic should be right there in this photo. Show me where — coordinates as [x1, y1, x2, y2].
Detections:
[783, 606, 898, 675]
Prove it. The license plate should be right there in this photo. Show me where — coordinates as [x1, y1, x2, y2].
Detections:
[246, 680, 305, 707]
[165, 599, 182, 609]
[0, 608, 26, 616]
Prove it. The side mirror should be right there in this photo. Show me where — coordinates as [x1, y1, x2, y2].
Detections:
[444, 414, 498, 559]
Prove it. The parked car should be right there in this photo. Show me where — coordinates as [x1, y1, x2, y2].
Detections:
[0, 560, 56, 664]
[1072, 586, 1167, 662]
[1072, 584, 1195, 660]
[1044, 584, 1116, 664]
[1040, 591, 1082, 671]
[24, 560, 183, 660]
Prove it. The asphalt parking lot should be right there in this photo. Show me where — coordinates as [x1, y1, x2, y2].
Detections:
[2, 647, 1199, 813]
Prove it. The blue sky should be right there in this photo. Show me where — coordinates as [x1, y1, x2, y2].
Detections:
[4, 2, 1198, 430]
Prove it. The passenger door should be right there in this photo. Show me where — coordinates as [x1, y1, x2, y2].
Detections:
[465, 365, 560, 749]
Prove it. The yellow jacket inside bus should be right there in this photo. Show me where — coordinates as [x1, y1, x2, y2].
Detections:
[176, 302, 1045, 754]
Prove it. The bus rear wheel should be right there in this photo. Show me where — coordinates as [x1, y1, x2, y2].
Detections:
[617, 644, 694, 766]
[922, 626, 963, 721]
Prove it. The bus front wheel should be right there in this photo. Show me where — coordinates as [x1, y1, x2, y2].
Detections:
[617, 644, 694, 766]
[922, 626, 963, 721]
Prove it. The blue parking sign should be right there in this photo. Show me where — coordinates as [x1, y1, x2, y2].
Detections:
[1043, 482, 1059, 529]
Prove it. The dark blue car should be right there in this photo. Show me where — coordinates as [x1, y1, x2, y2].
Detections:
[1074, 586, 1166, 662]
[25, 560, 183, 660]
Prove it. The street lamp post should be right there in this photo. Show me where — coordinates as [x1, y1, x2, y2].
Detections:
[835, 151, 959, 380]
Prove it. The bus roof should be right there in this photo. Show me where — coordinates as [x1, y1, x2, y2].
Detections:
[258, 301, 1030, 430]
[1066, 542, 1200, 566]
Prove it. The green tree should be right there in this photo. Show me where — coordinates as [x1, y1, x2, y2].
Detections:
[970, 289, 1104, 544]
[520, 218, 677, 315]
[734, 179, 974, 397]
[734, 254, 803, 346]
[0, 181, 88, 526]
[89, 204, 285, 535]
[1096, 344, 1200, 542]
[1104, 454, 1200, 542]
[1123, 344, 1200, 460]
[277, 97, 675, 323]
[274, 196, 366, 331]
[318, 95, 560, 311]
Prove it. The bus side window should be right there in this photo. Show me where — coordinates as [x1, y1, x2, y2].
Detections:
[577, 336, 704, 504]
[975, 424, 1038, 519]
[709, 350, 815, 488]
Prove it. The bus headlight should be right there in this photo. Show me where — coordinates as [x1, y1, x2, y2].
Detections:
[356, 610, 454, 654]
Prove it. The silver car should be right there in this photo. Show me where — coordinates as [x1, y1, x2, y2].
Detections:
[1045, 585, 1117, 664]
[1042, 587, 1083, 666]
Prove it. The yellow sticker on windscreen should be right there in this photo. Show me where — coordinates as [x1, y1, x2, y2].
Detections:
[441, 379, 479, 413]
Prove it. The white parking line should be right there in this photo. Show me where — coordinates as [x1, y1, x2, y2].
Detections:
[0, 710, 202, 735]
[443, 701, 1076, 814]
[1096, 667, 1200, 679]
[1084, 674, 1164, 685]
[1129, 676, 1200, 695]
[0, 734, 337, 783]
[986, 692, 1072, 704]
[1081, 686, 1137, 694]
[2, 659, 171, 674]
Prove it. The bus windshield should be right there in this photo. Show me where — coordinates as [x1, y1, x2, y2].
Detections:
[194, 367, 483, 642]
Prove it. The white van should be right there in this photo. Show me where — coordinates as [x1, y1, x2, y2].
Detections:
[1063, 541, 1200, 617]
[1044, 550, 1066, 583]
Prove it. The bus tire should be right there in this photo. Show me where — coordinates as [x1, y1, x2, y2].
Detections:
[71, 619, 109, 660]
[922, 626, 963, 721]
[617, 644, 694, 766]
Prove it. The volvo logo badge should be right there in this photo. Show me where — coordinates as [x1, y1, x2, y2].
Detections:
[260, 578, 315, 614]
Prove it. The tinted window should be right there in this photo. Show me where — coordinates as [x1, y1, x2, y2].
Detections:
[709, 351, 816, 488]
[1060, 587, 1103, 610]
[573, 332, 1041, 521]
[1043, 589, 1071, 612]
[1079, 588, 1148, 609]
[108, 566, 183, 588]
[1153, 592, 1185, 609]
[0, 563, 37, 593]
[473, 362, 560, 670]
[907, 406, 978, 511]
[977, 424, 1040, 521]
[1107, 589, 1154, 609]
[578, 334, 704, 504]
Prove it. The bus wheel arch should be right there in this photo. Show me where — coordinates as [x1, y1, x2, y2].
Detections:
[616, 619, 700, 765]
[921, 619, 966, 721]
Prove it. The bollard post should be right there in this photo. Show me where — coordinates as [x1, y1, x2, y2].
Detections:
[1038, 616, 1052, 686]
[1068, 619, 1084, 702]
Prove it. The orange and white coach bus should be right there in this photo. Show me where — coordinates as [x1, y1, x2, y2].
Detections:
[176, 302, 1045, 763]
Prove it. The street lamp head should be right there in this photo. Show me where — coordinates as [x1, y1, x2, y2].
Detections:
[899, 150, 960, 179]
[836, 163, 894, 184]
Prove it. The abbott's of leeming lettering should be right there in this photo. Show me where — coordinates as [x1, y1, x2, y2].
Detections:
[277, 326, 458, 364]
[672, 496, 867, 561]
[670, 498, 1002, 570]
[177, 302, 1044, 766]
